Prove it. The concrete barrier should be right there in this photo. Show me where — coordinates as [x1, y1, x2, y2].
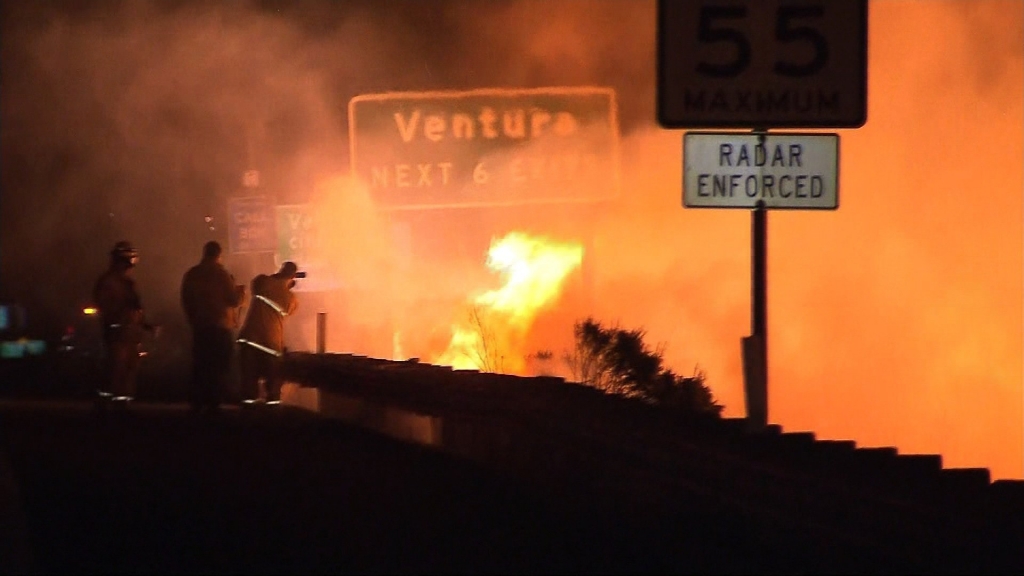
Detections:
[0, 445, 33, 575]
[278, 353, 1022, 571]
[283, 382, 443, 449]
[940, 467, 991, 490]
[280, 382, 320, 412]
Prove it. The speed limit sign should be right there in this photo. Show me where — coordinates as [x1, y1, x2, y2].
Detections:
[657, 0, 868, 129]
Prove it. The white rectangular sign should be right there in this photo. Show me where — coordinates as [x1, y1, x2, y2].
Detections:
[683, 132, 838, 210]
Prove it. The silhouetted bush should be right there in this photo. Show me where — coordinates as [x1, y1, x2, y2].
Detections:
[563, 317, 723, 417]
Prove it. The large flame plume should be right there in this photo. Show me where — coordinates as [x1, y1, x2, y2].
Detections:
[431, 232, 583, 373]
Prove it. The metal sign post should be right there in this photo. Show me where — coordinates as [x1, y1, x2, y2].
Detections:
[316, 312, 327, 354]
[750, 197, 768, 429]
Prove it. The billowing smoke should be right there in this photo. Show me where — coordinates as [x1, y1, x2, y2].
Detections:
[1, 1, 1020, 479]
[581, 0, 1022, 480]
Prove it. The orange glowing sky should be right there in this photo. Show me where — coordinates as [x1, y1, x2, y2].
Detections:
[292, 1, 1023, 480]
[6, 0, 1015, 480]
[586, 1, 1022, 480]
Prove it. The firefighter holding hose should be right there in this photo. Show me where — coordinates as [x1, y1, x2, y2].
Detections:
[236, 261, 300, 406]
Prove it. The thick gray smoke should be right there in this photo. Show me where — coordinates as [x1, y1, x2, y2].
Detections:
[2, 1, 1021, 479]
[0, 0, 652, 337]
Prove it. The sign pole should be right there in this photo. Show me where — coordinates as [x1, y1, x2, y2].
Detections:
[748, 126, 769, 431]
[751, 199, 768, 430]
[316, 312, 327, 354]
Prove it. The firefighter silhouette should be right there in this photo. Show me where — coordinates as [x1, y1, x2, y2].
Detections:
[237, 261, 300, 405]
[180, 240, 246, 413]
[92, 240, 155, 406]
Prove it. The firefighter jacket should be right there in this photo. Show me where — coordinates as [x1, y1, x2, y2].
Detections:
[180, 259, 245, 331]
[93, 267, 146, 344]
[237, 273, 298, 355]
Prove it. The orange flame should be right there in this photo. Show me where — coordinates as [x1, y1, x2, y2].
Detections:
[432, 231, 583, 373]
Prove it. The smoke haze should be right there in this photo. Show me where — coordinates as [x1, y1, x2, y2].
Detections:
[1, 0, 1021, 479]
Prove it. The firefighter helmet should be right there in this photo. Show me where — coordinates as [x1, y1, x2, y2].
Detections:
[110, 240, 139, 268]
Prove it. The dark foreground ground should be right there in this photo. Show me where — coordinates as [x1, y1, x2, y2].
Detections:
[3, 352, 1021, 575]
[0, 398, 758, 575]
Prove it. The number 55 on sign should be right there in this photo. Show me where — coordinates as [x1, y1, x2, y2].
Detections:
[657, 0, 867, 129]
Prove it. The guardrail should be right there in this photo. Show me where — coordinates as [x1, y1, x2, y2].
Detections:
[280, 352, 1024, 572]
